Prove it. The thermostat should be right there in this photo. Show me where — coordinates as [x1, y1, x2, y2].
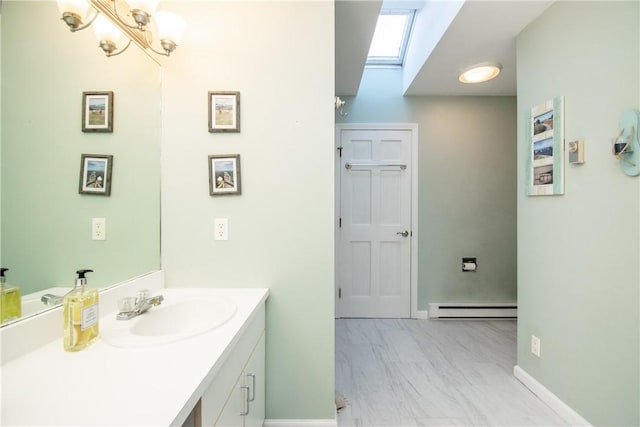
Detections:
[568, 140, 585, 164]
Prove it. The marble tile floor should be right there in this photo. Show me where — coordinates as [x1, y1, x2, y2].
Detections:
[335, 318, 568, 427]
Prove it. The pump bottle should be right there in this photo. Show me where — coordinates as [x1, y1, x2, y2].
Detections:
[63, 269, 99, 351]
[0, 268, 22, 323]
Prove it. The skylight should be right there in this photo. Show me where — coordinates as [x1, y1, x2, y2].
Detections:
[366, 10, 415, 66]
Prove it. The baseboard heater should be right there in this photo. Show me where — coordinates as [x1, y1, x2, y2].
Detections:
[428, 303, 517, 319]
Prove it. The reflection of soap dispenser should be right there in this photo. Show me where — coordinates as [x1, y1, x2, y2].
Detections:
[0, 268, 22, 323]
[63, 269, 99, 352]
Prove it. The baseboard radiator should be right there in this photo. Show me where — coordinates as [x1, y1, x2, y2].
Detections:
[428, 303, 517, 319]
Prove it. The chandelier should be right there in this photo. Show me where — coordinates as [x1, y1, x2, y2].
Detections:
[57, 0, 186, 57]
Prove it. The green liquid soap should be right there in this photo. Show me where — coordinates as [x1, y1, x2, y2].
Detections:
[0, 268, 22, 323]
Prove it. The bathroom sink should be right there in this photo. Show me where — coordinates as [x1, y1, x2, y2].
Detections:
[101, 290, 237, 348]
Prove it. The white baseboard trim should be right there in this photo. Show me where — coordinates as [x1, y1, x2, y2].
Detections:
[414, 310, 429, 319]
[513, 365, 592, 427]
[263, 419, 337, 427]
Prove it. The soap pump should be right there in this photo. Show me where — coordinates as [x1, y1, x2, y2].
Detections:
[0, 268, 22, 323]
[63, 269, 99, 352]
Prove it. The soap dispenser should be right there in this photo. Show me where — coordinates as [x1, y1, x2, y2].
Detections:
[63, 269, 99, 351]
[0, 268, 22, 323]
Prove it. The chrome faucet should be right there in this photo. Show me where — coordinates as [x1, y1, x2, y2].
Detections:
[41, 293, 64, 306]
[117, 290, 164, 320]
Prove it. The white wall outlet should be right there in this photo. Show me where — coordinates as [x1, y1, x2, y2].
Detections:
[214, 218, 228, 241]
[92, 218, 106, 241]
[531, 335, 541, 357]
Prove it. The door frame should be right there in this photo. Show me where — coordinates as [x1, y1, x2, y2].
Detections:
[335, 123, 419, 319]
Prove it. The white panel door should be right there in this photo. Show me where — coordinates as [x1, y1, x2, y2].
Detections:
[338, 129, 412, 318]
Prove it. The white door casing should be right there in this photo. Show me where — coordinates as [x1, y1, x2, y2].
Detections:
[336, 126, 416, 318]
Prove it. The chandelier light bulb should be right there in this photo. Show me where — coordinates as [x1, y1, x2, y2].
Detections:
[56, 0, 91, 19]
[93, 13, 127, 57]
[155, 11, 187, 45]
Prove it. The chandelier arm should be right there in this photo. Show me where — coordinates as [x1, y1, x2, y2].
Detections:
[111, 0, 141, 30]
[107, 38, 132, 57]
[68, 8, 100, 32]
[144, 29, 170, 56]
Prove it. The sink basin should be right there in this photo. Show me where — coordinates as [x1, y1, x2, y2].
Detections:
[101, 290, 237, 348]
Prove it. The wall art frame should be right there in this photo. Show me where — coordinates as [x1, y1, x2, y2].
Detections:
[82, 91, 113, 133]
[526, 96, 565, 196]
[79, 154, 113, 196]
[208, 91, 240, 133]
[208, 154, 242, 196]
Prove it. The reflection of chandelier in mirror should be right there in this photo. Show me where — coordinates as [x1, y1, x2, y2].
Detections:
[56, 0, 186, 57]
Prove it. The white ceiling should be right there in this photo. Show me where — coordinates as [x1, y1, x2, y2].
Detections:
[335, 0, 554, 96]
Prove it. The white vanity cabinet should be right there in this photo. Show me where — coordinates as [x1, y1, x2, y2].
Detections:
[201, 305, 266, 427]
[1, 279, 270, 427]
[214, 333, 265, 427]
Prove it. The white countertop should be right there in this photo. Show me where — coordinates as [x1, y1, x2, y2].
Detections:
[1, 287, 269, 426]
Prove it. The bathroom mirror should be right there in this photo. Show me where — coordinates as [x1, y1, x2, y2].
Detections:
[0, 1, 162, 325]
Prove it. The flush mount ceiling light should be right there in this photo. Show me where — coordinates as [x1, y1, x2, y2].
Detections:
[57, 0, 186, 57]
[458, 63, 502, 84]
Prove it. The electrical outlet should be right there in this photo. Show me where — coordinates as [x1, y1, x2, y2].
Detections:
[214, 218, 228, 241]
[92, 218, 106, 241]
[531, 335, 541, 357]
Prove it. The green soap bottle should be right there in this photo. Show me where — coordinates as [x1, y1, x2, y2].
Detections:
[0, 268, 22, 323]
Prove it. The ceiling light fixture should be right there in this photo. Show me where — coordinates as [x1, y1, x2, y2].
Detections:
[57, 0, 186, 57]
[458, 63, 502, 84]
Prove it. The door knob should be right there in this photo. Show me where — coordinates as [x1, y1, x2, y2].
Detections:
[397, 230, 409, 238]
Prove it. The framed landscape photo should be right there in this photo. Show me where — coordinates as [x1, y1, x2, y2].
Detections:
[208, 154, 241, 195]
[208, 91, 240, 133]
[79, 154, 113, 196]
[82, 91, 113, 133]
[526, 96, 564, 196]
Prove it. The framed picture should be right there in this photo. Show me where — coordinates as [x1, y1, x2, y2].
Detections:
[526, 96, 564, 196]
[82, 91, 113, 133]
[208, 91, 240, 133]
[79, 154, 113, 196]
[208, 154, 241, 196]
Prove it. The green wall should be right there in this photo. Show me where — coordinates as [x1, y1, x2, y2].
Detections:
[1, 2, 161, 294]
[337, 68, 518, 309]
[516, 2, 639, 425]
[160, 1, 335, 420]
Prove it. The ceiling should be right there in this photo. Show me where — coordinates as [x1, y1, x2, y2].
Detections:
[335, 0, 554, 96]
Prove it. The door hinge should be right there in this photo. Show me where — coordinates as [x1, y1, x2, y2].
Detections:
[339, 217, 342, 228]
[338, 288, 342, 299]
[337, 146, 343, 157]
